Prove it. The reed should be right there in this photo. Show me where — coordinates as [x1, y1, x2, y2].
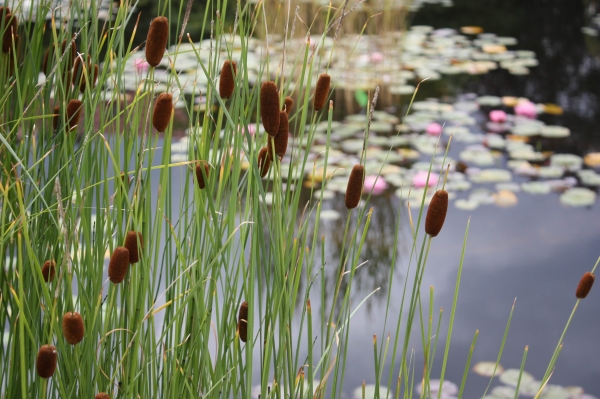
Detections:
[108, 246, 130, 283]
[576, 272, 595, 299]
[313, 73, 331, 111]
[1, 13, 17, 53]
[425, 189, 449, 237]
[124, 231, 143, 264]
[238, 301, 248, 343]
[145, 16, 169, 67]
[345, 164, 365, 209]
[65, 99, 83, 131]
[260, 81, 280, 136]
[36, 345, 57, 379]
[72, 54, 99, 93]
[52, 105, 60, 131]
[219, 60, 237, 99]
[257, 147, 271, 178]
[41, 260, 56, 282]
[195, 161, 210, 189]
[62, 312, 85, 345]
[152, 93, 173, 132]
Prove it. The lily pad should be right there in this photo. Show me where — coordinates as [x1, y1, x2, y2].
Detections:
[522, 181, 552, 194]
[472, 361, 504, 377]
[550, 154, 583, 172]
[470, 169, 512, 183]
[540, 125, 570, 138]
[499, 369, 535, 387]
[494, 190, 518, 207]
[584, 152, 600, 167]
[578, 170, 600, 186]
[353, 385, 392, 399]
[559, 188, 596, 207]
[455, 198, 479, 210]
[320, 209, 341, 221]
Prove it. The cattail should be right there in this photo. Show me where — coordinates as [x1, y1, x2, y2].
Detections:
[52, 105, 60, 131]
[257, 147, 271, 178]
[283, 96, 294, 117]
[124, 231, 143, 264]
[219, 60, 236, 99]
[576, 272, 595, 299]
[2, 13, 17, 53]
[260, 81, 280, 136]
[345, 165, 365, 209]
[66, 99, 83, 131]
[43, 39, 76, 76]
[36, 344, 57, 378]
[152, 93, 173, 132]
[42, 260, 56, 282]
[313, 73, 330, 111]
[425, 190, 449, 237]
[268, 111, 288, 160]
[195, 161, 210, 189]
[108, 246, 129, 283]
[145, 16, 169, 67]
[95, 394, 110, 399]
[238, 301, 248, 343]
[0, 6, 10, 17]
[72, 55, 98, 92]
[62, 312, 84, 345]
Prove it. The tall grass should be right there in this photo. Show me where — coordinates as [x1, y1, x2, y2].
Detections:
[0, 0, 597, 398]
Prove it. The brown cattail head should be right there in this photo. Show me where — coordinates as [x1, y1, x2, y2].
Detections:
[95, 394, 110, 399]
[283, 96, 294, 117]
[124, 231, 143, 264]
[72, 55, 99, 93]
[2, 13, 17, 53]
[66, 99, 83, 131]
[576, 271, 595, 299]
[145, 16, 169, 67]
[42, 260, 56, 282]
[36, 345, 57, 378]
[268, 111, 289, 160]
[62, 312, 84, 345]
[152, 93, 173, 132]
[219, 60, 237, 99]
[108, 246, 130, 283]
[0, 6, 11, 17]
[313, 73, 331, 111]
[257, 147, 271, 178]
[238, 301, 248, 343]
[43, 39, 76, 76]
[52, 105, 60, 131]
[345, 165, 365, 209]
[195, 161, 210, 189]
[260, 81, 280, 136]
[425, 190, 449, 237]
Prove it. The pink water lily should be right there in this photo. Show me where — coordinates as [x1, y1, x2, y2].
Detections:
[426, 122, 443, 136]
[134, 58, 150, 73]
[363, 175, 388, 195]
[412, 171, 439, 188]
[514, 100, 537, 118]
[489, 110, 507, 123]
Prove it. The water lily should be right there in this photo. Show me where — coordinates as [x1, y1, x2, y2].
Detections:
[514, 100, 537, 118]
[134, 58, 150, 73]
[412, 171, 438, 188]
[426, 122, 443, 136]
[489, 109, 507, 123]
[364, 175, 388, 195]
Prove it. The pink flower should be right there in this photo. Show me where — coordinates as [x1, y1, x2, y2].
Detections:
[412, 171, 438, 188]
[514, 100, 537, 119]
[363, 175, 388, 195]
[426, 122, 443, 136]
[489, 110, 507, 123]
[134, 58, 150, 73]
[370, 52, 384, 63]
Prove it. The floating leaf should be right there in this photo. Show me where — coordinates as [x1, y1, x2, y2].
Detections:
[550, 154, 583, 171]
[499, 368, 534, 387]
[472, 361, 504, 377]
[522, 181, 552, 195]
[559, 188, 596, 207]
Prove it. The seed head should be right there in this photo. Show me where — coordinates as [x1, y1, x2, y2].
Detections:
[576, 271, 595, 299]
[42, 260, 56, 282]
[219, 60, 237, 99]
[238, 301, 248, 343]
[283, 96, 294, 117]
[36, 345, 57, 378]
[268, 111, 289, 160]
[124, 231, 143, 264]
[52, 106, 60, 131]
[345, 165, 365, 209]
[260, 81, 280, 136]
[145, 16, 169, 67]
[62, 312, 84, 345]
[152, 93, 173, 132]
[257, 147, 271, 178]
[313, 73, 331, 111]
[108, 246, 130, 283]
[66, 99, 83, 131]
[2, 13, 17, 53]
[425, 190, 449, 237]
[72, 55, 99, 93]
[95, 394, 110, 399]
[195, 161, 210, 189]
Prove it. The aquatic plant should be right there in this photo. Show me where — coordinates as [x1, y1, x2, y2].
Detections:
[145, 16, 169, 67]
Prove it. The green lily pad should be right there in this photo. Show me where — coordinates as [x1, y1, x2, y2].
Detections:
[559, 188, 596, 207]
[522, 181, 552, 195]
[455, 198, 479, 210]
[499, 369, 534, 387]
[470, 169, 512, 183]
[540, 125, 570, 138]
[550, 154, 583, 171]
[472, 361, 504, 377]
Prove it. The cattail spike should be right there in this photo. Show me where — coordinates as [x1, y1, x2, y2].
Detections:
[195, 161, 210, 189]
[258, 147, 271, 178]
[219, 60, 237, 99]
[108, 246, 130, 283]
[66, 99, 83, 131]
[238, 301, 248, 343]
[36, 345, 57, 378]
[95, 394, 110, 399]
[260, 81, 280, 136]
[576, 272, 595, 299]
[345, 165, 365, 209]
[152, 93, 173, 132]
[283, 96, 294, 117]
[42, 260, 56, 282]
[269, 111, 289, 160]
[72, 55, 99, 92]
[2, 13, 17, 53]
[313, 73, 331, 111]
[425, 190, 449, 237]
[145, 16, 169, 67]
[124, 231, 143, 264]
[52, 106, 60, 131]
[62, 312, 84, 345]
